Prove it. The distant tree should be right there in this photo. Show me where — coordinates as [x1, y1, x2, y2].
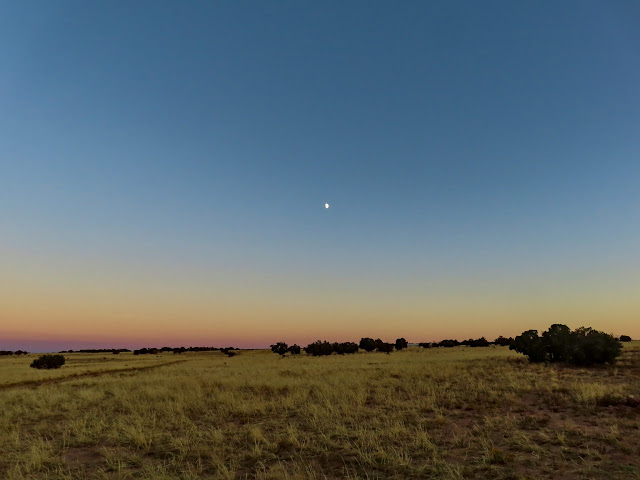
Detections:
[493, 336, 513, 347]
[270, 342, 289, 356]
[395, 338, 408, 350]
[359, 337, 377, 352]
[333, 342, 359, 355]
[375, 340, 395, 354]
[438, 339, 460, 348]
[418, 342, 433, 348]
[304, 340, 334, 356]
[220, 348, 237, 358]
[619, 335, 632, 342]
[463, 337, 490, 348]
[30, 354, 65, 369]
[287, 344, 301, 355]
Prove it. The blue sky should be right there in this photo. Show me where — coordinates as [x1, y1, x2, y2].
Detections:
[1, 1, 640, 349]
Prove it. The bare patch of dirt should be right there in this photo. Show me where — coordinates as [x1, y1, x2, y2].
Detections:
[62, 446, 103, 468]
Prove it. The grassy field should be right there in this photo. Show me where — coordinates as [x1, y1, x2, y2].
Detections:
[1, 343, 639, 479]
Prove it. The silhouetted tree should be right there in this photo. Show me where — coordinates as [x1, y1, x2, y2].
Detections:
[437, 339, 460, 348]
[304, 340, 334, 356]
[542, 324, 572, 362]
[510, 330, 546, 362]
[462, 337, 490, 347]
[333, 342, 359, 355]
[288, 344, 301, 355]
[418, 342, 433, 348]
[620, 335, 632, 342]
[359, 337, 377, 352]
[493, 336, 513, 347]
[270, 342, 289, 356]
[395, 338, 408, 350]
[375, 339, 395, 354]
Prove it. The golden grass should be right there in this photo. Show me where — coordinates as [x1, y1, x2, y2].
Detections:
[1, 343, 639, 479]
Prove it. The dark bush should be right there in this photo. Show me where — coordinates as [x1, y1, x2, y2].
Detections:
[270, 342, 289, 356]
[619, 335, 632, 342]
[359, 337, 377, 352]
[510, 330, 547, 362]
[511, 325, 622, 365]
[375, 339, 395, 354]
[30, 354, 65, 369]
[493, 336, 513, 347]
[542, 324, 572, 362]
[437, 339, 460, 348]
[418, 342, 433, 348]
[395, 338, 408, 350]
[333, 342, 359, 355]
[304, 340, 334, 356]
[462, 337, 490, 347]
[569, 327, 622, 366]
[288, 344, 302, 355]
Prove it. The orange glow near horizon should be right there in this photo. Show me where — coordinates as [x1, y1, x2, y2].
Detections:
[2, 251, 639, 351]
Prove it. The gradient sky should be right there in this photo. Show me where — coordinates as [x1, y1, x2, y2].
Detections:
[2, 1, 640, 351]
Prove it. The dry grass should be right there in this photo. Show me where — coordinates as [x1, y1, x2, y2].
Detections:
[1, 343, 639, 479]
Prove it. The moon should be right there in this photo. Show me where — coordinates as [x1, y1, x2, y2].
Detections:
[325, 203, 329, 209]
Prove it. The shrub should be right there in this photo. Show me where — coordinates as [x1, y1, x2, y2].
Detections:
[359, 337, 377, 352]
[462, 337, 490, 347]
[270, 342, 289, 356]
[437, 339, 460, 348]
[288, 344, 301, 355]
[375, 339, 395, 354]
[418, 342, 432, 348]
[619, 335, 632, 342]
[333, 342, 359, 355]
[510, 325, 622, 365]
[30, 354, 65, 369]
[569, 327, 622, 366]
[304, 340, 334, 356]
[395, 338, 408, 350]
[493, 336, 513, 347]
[510, 330, 547, 362]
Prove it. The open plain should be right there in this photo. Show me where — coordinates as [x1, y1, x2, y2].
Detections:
[1, 343, 639, 479]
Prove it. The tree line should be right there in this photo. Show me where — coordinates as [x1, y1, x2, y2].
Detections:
[0, 350, 29, 356]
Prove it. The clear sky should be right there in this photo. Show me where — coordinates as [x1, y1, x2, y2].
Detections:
[2, 1, 639, 351]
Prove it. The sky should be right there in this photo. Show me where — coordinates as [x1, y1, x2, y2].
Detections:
[1, 1, 640, 351]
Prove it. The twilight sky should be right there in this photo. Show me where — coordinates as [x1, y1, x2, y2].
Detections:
[2, 1, 640, 351]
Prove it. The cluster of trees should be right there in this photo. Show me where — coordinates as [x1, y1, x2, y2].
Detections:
[358, 338, 399, 353]
[418, 337, 512, 348]
[0, 350, 29, 356]
[270, 338, 410, 357]
[619, 335, 633, 342]
[30, 354, 65, 369]
[510, 324, 623, 365]
[270, 343, 302, 356]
